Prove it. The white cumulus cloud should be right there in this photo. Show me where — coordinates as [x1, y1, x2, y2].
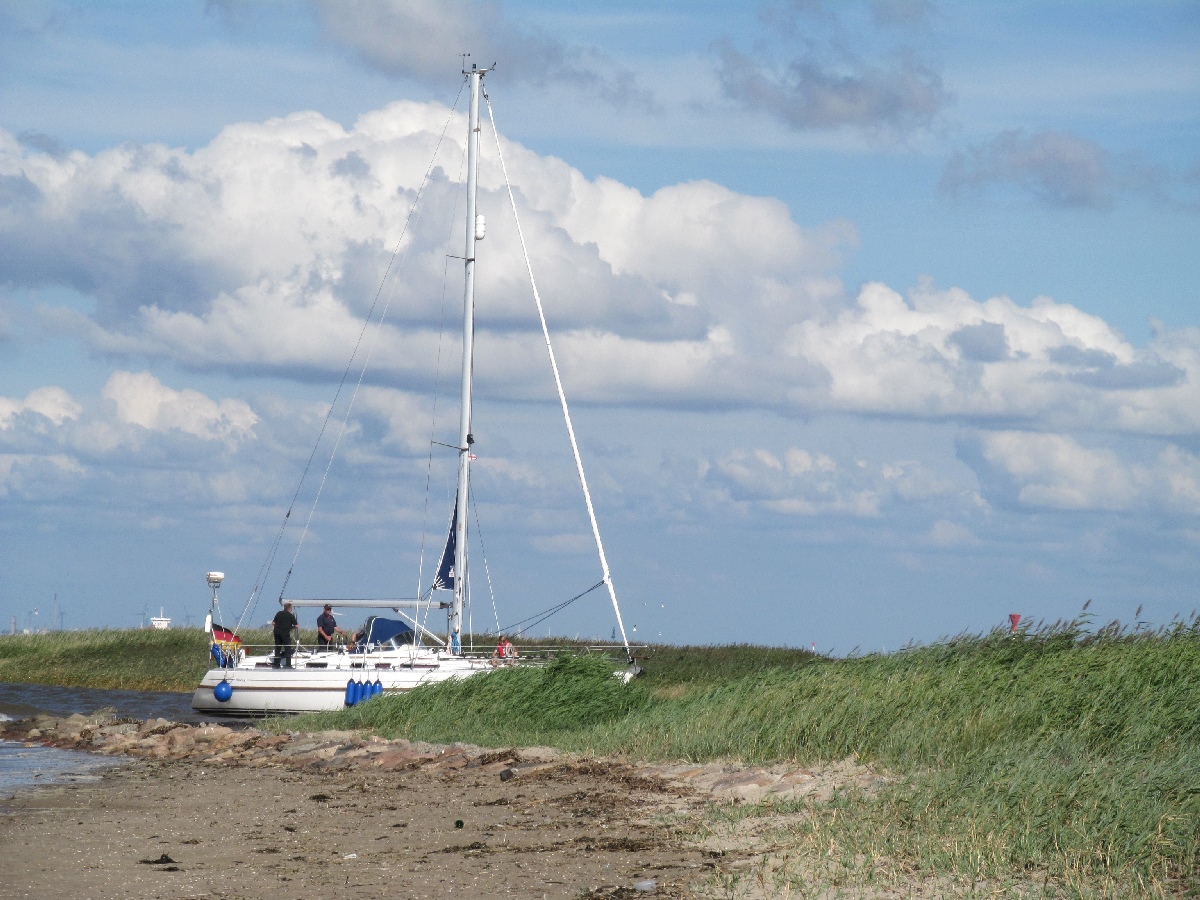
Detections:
[974, 430, 1200, 514]
[784, 280, 1197, 433]
[2, 100, 1198, 440]
[709, 445, 962, 518]
[101, 371, 258, 443]
[0, 386, 82, 429]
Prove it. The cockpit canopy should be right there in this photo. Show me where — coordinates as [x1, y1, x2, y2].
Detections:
[353, 616, 415, 648]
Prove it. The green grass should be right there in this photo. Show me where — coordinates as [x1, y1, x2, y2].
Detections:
[678, 621, 1200, 895]
[290, 653, 649, 746]
[0, 628, 215, 691]
[638, 642, 820, 692]
[0, 626, 271, 691]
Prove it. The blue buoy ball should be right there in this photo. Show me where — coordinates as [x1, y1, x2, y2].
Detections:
[214, 680, 233, 702]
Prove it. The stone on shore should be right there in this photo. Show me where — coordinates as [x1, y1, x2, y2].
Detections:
[0, 710, 888, 806]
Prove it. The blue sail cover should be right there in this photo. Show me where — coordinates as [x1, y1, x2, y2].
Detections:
[431, 499, 457, 592]
[354, 616, 414, 647]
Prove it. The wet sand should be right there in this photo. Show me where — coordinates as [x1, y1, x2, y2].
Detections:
[0, 754, 710, 899]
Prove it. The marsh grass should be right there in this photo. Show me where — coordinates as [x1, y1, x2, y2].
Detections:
[0, 626, 269, 690]
[637, 642, 820, 696]
[288, 653, 648, 747]
[0, 628, 213, 691]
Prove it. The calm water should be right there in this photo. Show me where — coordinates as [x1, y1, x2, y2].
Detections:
[0, 682, 201, 723]
[0, 729, 121, 802]
[0, 682, 208, 801]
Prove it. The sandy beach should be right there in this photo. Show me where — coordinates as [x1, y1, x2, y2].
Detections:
[0, 754, 711, 899]
[0, 713, 895, 899]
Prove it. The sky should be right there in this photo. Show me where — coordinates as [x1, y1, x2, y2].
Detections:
[1, 1, 1198, 652]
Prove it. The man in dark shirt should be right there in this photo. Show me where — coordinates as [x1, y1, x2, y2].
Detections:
[316, 604, 346, 651]
[272, 602, 299, 668]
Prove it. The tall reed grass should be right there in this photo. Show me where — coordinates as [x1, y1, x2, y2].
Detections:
[0, 627, 276, 691]
[0, 628, 213, 691]
[294, 653, 647, 747]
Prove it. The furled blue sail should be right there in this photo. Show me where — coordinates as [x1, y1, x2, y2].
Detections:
[431, 499, 457, 591]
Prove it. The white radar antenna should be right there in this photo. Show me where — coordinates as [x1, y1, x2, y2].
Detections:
[204, 572, 224, 633]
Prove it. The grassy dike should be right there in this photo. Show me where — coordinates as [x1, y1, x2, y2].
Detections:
[0, 627, 277, 691]
[2, 622, 1197, 892]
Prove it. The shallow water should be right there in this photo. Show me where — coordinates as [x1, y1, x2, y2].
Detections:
[0, 681, 201, 724]
[0, 682, 207, 801]
[0, 732, 121, 803]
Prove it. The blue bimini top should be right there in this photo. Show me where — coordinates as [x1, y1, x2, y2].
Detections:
[353, 616, 415, 648]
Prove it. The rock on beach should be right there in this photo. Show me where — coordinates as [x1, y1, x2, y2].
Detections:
[1, 710, 887, 804]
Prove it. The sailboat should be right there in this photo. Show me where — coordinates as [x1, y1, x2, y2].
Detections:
[191, 64, 634, 717]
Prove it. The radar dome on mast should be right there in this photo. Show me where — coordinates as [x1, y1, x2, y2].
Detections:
[204, 571, 224, 633]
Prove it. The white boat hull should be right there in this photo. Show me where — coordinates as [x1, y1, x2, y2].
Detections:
[191, 647, 497, 717]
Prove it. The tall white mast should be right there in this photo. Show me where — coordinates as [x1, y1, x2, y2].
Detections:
[450, 63, 486, 654]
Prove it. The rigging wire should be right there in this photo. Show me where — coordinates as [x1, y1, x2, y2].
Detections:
[414, 138, 471, 646]
[483, 88, 633, 659]
[465, 546, 473, 654]
[501, 581, 606, 638]
[413, 257, 455, 599]
[469, 487, 502, 636]
[234, 79, 469, 635]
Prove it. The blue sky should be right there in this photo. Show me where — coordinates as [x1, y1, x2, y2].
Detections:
[1, 1, 1198, 650]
